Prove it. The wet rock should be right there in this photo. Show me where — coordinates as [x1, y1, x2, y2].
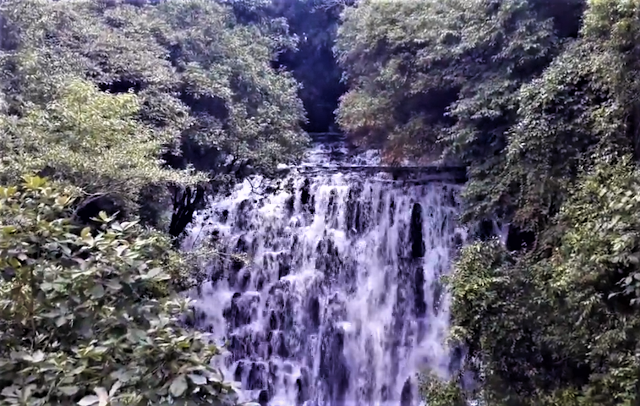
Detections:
[269, 311, 279, 331]
[319, 326, 349, 403]
[453, 231, 464, 248]
[410, 203, 425, 258]
[210, 264, 224, 284]
[389, 197, 396, 226]
[414, 266, 427, 317]
[229, 334, 249, 360]
[255, 274, 266, 290]
[223, 293, 259, 329]
[296, 366, 311, 405]
[258, 389, 269, 406]
[325, 189, 339, 227]
[345, 185, 362, 234]
[449, 345, 464, 374]
[401, 379, 413, 406]
[307, 296, 321, 329]
[234, 361, 246, 382]
[315, 236, 342, 279]
[278, 252, 292, 279]
[285, 195, 295, 214]
[300, 179, 311, 206]
[247, 362, 268, 390]
[276, 332, 289, 358]
[381, 385, 390, 402]
[236, 199, 253, 230]
[239, 271, 251, 290]
[433, 278, 445, 314]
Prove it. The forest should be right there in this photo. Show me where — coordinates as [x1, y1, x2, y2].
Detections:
[0, 0, 639, 405]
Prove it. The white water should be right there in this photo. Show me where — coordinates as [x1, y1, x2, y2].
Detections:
[184, 137, 466, 406]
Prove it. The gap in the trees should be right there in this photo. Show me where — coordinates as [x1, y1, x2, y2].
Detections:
[98, 79, 142, 94]
[277, 47, 346, 133]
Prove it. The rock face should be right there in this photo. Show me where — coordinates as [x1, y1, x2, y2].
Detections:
[184, 135, 467, 406]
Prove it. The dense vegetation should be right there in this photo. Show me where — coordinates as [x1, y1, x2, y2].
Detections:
[0, 0, 309, 235]
[335, 0, 640, 404]
[4, 0, 640, 404]
[0, 176, 237, 405]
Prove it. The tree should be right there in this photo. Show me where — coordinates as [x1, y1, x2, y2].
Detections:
[446, 158, 640, 406]
[0, 0, 309, 234]
[0, 176, 240, 406]
[334, 0, 575, 228]
[0, 0, 309, 175]
[0, 79, 202, 213]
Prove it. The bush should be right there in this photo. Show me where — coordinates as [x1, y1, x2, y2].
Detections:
[0, 176, 238, 406]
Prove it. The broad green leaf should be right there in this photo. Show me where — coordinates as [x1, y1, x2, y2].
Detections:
[56, 196, 71, 206]
[109, 381, 122, 398]
[170, 375, 188, 397]
[56, 316, 67, 327]
[1, 226, 17, 234]
[1, 386, 18, 398]
[188, 373, 207, 385]
[78, 395, 99, 406]
[31, 351, 45, 363]
[146, 267, 168, 280]
[81, 227, 92, 239]
[59, 386, 80, 396]
[94, 387, 108, 406]
[104, 279, 122, 291]
[90, 284, 105, 299]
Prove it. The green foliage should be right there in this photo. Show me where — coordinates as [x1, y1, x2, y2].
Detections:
[0, 79, 202, 210]
[0, 2, 307, 401]
[336, 0, 559, 162]
[334, 0, 582, 228]
[155, 0, 308, 171]
[420, 373, 467, 406]
[0, 176, 238, 406]
[557, 156, 640, 307]
[441, 159, 640, 406]
[334, 0, 589, 226]
[0, 0, 308, 183]
[0, 0, 310, 240]
[499, 0, 640, 229]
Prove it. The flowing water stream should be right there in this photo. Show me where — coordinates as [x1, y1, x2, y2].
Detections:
[183, 135, 467, 406]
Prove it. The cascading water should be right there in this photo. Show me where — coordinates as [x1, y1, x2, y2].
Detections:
[183, 135, 467, 406]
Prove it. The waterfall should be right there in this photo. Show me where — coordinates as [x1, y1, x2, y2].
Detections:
[183, 135, 467, 406]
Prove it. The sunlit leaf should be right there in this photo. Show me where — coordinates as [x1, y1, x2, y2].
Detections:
[78, 395, 99, 406]
[170, 375, 188, 397]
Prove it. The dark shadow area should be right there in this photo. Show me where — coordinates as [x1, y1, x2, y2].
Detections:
[277, 46, 346, 133]
[73, 194, 128, 229]
[98, 79, 142, 94]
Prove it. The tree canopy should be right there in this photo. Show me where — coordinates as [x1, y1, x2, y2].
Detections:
[0, 0, 309, 225]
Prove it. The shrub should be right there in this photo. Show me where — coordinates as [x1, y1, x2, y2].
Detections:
[0, 176, 238, 406]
